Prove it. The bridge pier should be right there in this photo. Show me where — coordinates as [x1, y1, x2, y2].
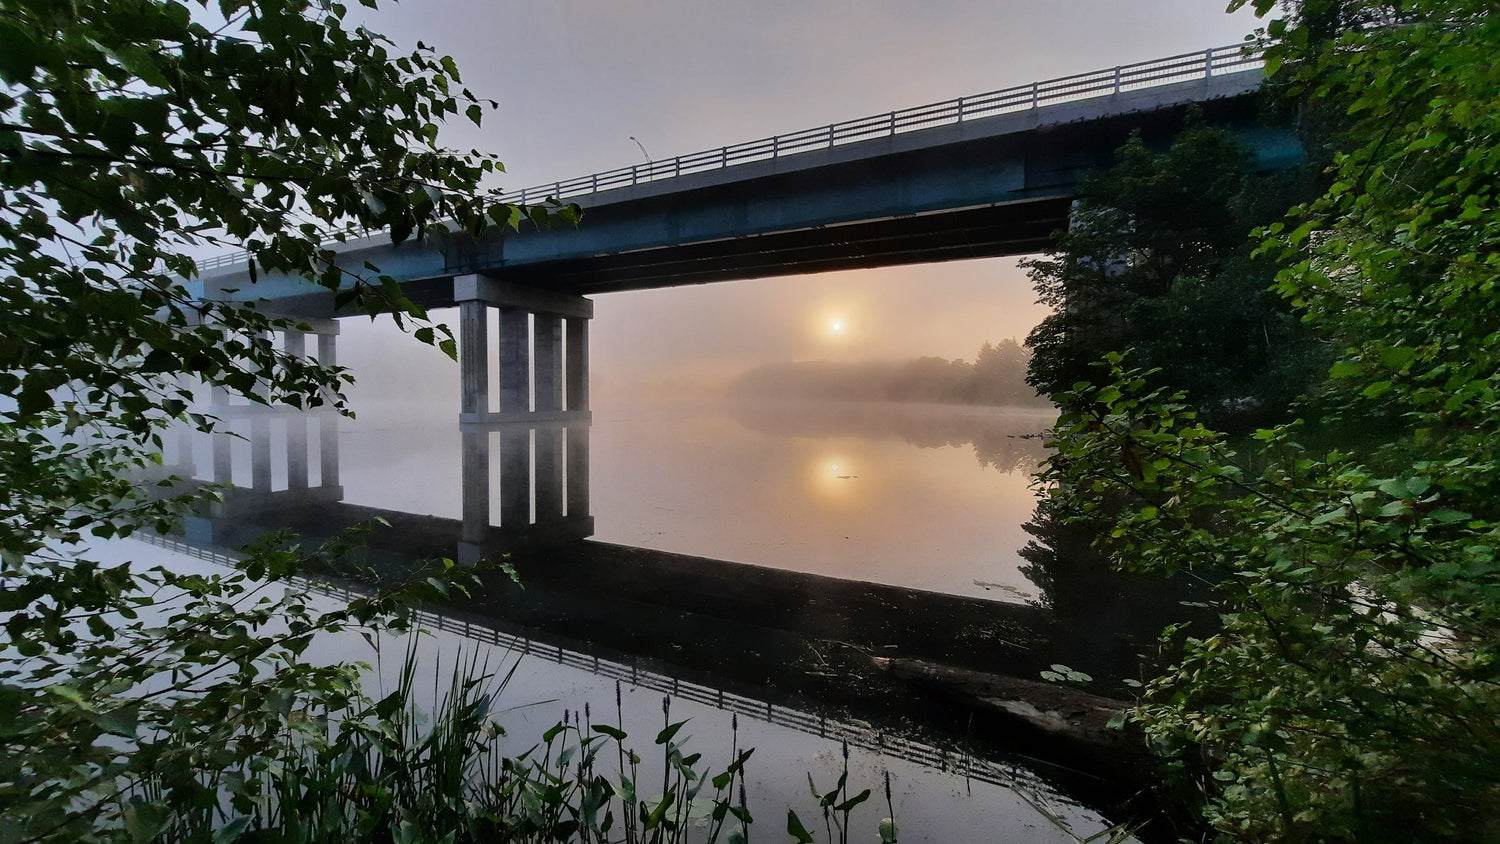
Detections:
[453, 274, 594, 564]
[201, 318, 342, 504]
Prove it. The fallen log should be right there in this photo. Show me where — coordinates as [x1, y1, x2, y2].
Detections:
[868, 656, 1140, 752]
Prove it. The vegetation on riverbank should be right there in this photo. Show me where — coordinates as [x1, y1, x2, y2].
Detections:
[1035, 1, 1500, 838]
[728, 339, 1050, 409]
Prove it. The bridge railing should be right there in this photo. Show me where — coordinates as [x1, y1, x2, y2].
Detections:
[503, 42, 1263, 205]
[197, 42, 1262, 274]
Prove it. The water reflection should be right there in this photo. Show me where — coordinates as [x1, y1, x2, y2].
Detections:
[593, 399, 1050, 599]
[125, 534, 1126, 844]
[148, 394, 1218, 838]
[727, 399, 1053, 474]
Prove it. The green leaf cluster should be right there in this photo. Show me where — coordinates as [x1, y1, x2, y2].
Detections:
[1025, 115, 1327, 430]
[0, 0, 576, 838]
[1039, 2, 1500, 838]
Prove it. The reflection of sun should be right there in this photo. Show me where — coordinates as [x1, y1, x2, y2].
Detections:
[811, 454, 861, 502]
[831, 320, 842, 333]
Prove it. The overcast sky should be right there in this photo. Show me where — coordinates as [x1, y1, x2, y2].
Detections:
[342, 1, 1266, 400]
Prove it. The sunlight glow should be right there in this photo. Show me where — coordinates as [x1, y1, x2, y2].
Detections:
[810, 453, 862, 503]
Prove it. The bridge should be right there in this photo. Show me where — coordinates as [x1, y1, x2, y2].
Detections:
[187, 43, 1298, 554]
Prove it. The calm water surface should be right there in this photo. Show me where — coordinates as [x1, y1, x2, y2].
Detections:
[152, 392, 1162, 840]
[320, 395, 1053, 601]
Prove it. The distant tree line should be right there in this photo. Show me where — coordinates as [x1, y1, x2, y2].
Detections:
[727, 339, 1051, 408]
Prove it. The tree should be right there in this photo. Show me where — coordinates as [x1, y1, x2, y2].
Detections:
[0, 1, 572, 837]
[1025, 118, 1324, 428]
[1039, 1, 1500, 838]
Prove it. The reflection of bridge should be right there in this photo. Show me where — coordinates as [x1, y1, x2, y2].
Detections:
[136, 529, 1092, 819]
[183, 44, 1299, 559]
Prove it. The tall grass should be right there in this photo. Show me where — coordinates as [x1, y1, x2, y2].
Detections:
[124, 641, 829, 843]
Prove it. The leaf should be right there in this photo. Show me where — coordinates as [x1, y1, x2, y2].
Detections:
[0, 21, 39, 83]
[95, 704, 141, 739]
[656, 718, 688, 745]
[124, 802, 169, 843]
[214, 816, 252, 844]
[786, 810, 816, 843]
[835, 788, 871, 812]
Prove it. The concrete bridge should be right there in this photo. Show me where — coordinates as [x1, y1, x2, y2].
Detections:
[185, 43, 1299, 553]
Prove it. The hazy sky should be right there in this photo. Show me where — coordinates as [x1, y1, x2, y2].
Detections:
[341, 1, 1266, 399]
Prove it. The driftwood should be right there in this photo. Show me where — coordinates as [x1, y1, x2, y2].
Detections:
[868, 656, 1139, 752]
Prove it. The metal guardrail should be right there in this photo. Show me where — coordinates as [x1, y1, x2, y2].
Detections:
[195, 42, 1262, 277]
[130, 534, 1067, 802]
[504, 43, 1261, 205]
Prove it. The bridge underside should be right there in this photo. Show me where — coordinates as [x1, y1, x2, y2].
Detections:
[387, 196, 1071, 308]
[457, 196, 1071, 297]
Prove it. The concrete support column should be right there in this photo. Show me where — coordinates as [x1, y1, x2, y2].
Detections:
[452, 273, 594, 541]
[534, 315, 563, 413]
[497, 307, 532, 529]
[317, 333, 340, 488]
[284, 331, 309, 491]
[459, 298, 488, 418]
[566, 317, 589, 412]
[174, 425, 196, 477]
[498, 307, 529, 414]
[211, 386, 233, 484]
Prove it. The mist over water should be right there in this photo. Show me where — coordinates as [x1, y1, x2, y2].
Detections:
[320, 258, 1056, 600]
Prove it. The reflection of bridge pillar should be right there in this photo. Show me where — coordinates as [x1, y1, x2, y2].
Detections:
[199, 317, 341, 504]
[211, 384, 233, 483]
[173, 402, 196, 478]
[284, 331, 309, 490]
[317, 333, 341, 488]
[565, 316, 590, 525]
[250, 414, 272, 493]
[454, 274, 594, 563]
[534, 314, 564, 523]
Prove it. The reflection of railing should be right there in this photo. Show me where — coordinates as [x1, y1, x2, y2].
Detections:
[132, 534, 1064, 802]
[196, 43, 1263, 275]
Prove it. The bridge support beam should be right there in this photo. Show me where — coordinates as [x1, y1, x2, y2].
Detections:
[454, 274, 594, 563]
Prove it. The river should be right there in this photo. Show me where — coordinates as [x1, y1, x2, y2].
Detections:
[133, 392, 1201, 841]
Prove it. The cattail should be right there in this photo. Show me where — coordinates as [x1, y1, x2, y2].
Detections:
[585, 701, 591, 720]
[842, 740, 849, 761]
[564, 708, 570, 725]
[663, 695, 670, 716]
[883, 770, 892, 803]
[616, 679, 622, 711]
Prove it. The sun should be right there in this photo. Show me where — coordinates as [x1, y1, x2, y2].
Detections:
[815, 307, 854, 343]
